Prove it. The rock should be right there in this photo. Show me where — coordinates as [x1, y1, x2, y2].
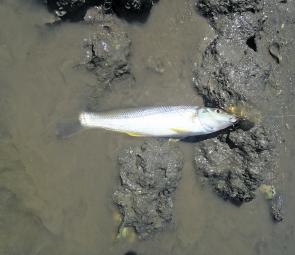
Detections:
[112, 0, 154, 20]
[80, 15, 132, 110]
[193, 0, 282, 208]
[46, 0, 98, 20]
[194, 128, 275, 203]
[113, 140, 183, 239]
[83, 5, 110, 23]
[197, 0, 262, 17]
[81, 18, 131, 82]
[45, 0, 156, 21]
[213, 12, 263, 40]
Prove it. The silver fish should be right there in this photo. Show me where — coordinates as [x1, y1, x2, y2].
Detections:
[56, 106, 237, 138]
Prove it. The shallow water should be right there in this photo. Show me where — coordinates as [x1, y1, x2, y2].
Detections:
[0, 0, 294, 255]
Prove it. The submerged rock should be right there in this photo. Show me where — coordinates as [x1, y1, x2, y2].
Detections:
[113, 140, 183, 239]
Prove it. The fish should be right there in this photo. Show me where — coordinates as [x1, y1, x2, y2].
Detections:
[56, 106, 238, 139]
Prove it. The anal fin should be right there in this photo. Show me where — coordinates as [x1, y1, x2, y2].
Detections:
[126, 132, 144, 137]
[170, 127, 189, 133]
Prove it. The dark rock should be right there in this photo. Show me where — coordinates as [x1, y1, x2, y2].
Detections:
[45, 0, 156, 21]
[194, 128, 275, 203]
[113, 140, 183, 239]
[197, 0, 262, 17]
[46, 0, 101, 20]
[213, 12, 263, 40]
[112, 0, 154, 20]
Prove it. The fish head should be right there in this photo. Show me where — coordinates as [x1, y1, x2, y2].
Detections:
[198, 107, 238, 133]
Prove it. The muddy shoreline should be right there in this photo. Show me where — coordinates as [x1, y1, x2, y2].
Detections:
[0, 0, 294, 251]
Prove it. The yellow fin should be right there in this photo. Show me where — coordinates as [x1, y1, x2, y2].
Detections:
[170, 127, 189, 133]
[126, 131, 144, 137]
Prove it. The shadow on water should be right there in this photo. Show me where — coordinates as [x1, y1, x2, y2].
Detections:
[181, 131, 225, 143]
[182, 119, 254, 143]
[124, 251, 137, 255]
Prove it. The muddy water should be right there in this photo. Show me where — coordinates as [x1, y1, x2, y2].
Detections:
[0, 0, 294, 255]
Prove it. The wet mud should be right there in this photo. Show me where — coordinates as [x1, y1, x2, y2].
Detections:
[113, 140, 183, 239]
[1, 0, 295, 254]
[0, 123, 91, 255]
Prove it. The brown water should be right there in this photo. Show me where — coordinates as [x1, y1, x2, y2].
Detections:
[0, 0, 294, 255]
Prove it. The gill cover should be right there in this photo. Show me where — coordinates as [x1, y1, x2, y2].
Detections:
[198, 108, 237, 133]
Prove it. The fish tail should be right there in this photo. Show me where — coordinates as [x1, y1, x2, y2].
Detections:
[56, 121, 83, 139]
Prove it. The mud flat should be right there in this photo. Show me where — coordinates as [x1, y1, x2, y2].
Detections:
[1, 1, 293, 250]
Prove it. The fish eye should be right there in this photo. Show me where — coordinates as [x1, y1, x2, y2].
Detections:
[215, 109, 220, 113]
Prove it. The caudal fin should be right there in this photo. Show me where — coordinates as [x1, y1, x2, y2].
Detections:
[56, 121, 82, 139]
